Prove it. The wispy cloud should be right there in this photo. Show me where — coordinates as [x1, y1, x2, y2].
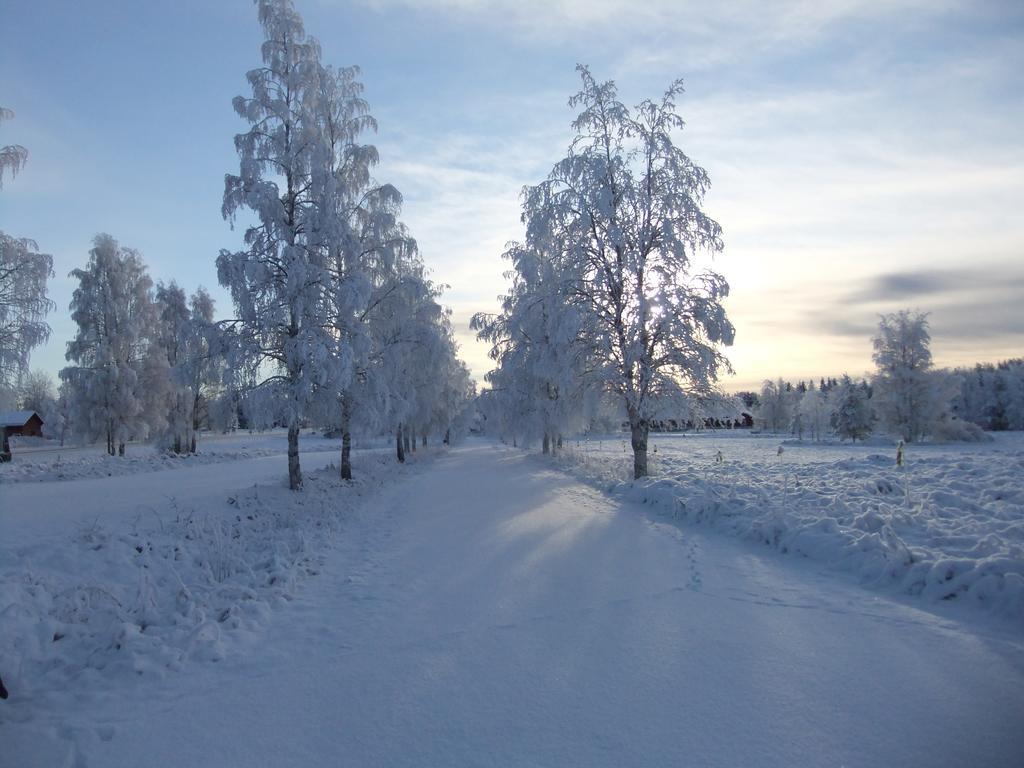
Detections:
[353, 0, 967, 49]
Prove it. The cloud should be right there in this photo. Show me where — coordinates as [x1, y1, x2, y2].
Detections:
[354, 0, 967, 52]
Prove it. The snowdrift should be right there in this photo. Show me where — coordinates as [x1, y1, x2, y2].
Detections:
[0, 446, 280, 483]
[556, 434, 1024, 621]
[0, 451, 408, 709]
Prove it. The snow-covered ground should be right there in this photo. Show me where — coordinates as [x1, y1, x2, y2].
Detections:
[0, 430, 381, 484]
[556, 431, 1024, 621]
[2, 439, 1022, 766]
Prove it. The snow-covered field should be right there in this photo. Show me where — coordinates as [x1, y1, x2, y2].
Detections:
[0, 430, 385, 484]
[556, 430, 1024, 621]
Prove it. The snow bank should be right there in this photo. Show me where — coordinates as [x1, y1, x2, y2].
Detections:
[0, 431, 357, 484]
[0, 450, 418, 708]
[0, 447, 282, 483]
[554, 433, 1024, 621]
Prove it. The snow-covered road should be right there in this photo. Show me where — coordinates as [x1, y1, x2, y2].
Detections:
[6, 442, 1024, 767]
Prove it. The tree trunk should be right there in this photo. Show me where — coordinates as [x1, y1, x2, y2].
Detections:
[630, 419, 649, 479]
[557, 434, 563, 449]
[340, 394, 352, 481]
[191, 393, 201, 454]
[118, 441, 125, 457]
[421, 433, 427, 448]
[404, 429, 411, 455]
[410, 428, 416, 453]
[287, 423, 302, 490]
[445, 428, 450, 445]
[542, 433, 550, 454]
[396, 425, 405, 463]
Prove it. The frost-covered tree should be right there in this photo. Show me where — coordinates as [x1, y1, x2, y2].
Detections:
[871, 310, 954, 442]
[473, 240, 595, 455]
[797, 381, 831, 441]
[430, 353, 476, 444]
[182, 288, 222, 446]
[17, 368, 55, 413]
[756, 378, 791, 433]
[475, 364, 537, 447]
[951, 359, 1024, 431]
[361, 268, 452, 464]
[153, 281, 191, 453]
[1, 108, 55, 400]
[41, 381, 71, 445]
[61, 234, 160, 455]
[218, 0, 341, 489]
[0, 236, 53, 399]
[308, 60, 422, 478]
[0, 107, 28, 186]
[520, 66, 733, 478]
[1000, 362, 1024, 431]
[152, 283, 220, 453]
[831, 375, 872, 442]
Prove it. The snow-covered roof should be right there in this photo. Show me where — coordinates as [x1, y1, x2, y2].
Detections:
[0, 410, 41, 427]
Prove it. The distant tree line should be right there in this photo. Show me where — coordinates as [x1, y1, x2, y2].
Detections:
[949, 359, 1024, 431]
[743, 310, 1014, 442]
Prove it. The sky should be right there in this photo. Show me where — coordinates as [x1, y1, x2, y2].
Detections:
[2, 0, 1022, 392]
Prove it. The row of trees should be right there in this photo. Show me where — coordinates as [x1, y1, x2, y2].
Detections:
[474, 67, 734, 479]
[753, 375, 874, 442]
[753, 310, 994, 443]
[951, 359, 1024, 431]
[2, 0, 476, 484]
[214, 0, 474, 488]
[57, 235, 223, 456]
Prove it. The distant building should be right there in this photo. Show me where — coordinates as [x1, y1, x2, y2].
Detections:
[1, 410, 44, 437]
[1, 410, 44, 462]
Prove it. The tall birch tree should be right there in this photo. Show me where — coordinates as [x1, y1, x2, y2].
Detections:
[522, 66, 734, 477]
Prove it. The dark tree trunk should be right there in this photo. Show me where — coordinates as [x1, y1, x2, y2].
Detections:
[444, 428, 450, 445]
[396, 425, 405, 463]
[630, 418, 649, 479]
[340, 394, 352, 480]
[191, 393, 201, 453]
[421, 433, 427, 447]
[341, 429, 352, 479]
[557, 434, 563, 449]
[287, 423, 302, 490]
[542, 433, 550, 455]
[410, 429, 416, 453]
[118, 441, 125, 457]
